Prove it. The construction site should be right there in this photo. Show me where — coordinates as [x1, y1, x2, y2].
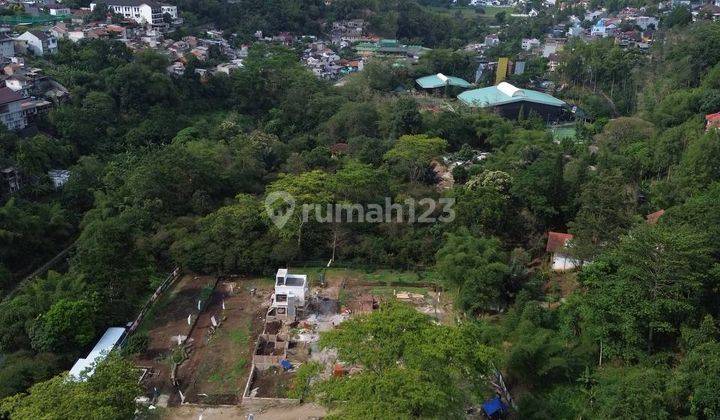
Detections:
[128, 267, 450, 415]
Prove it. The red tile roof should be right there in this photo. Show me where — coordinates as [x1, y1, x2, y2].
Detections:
[646, 209, 665, 225]
[0, 87, 23, 105]
[706, 112, 720, 122]
[546, 231, 573, 253]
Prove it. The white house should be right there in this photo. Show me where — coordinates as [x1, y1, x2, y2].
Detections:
[15, 31, 57, 56]
[567, 25, 584, 37]
[590, 18, 620, 37]
[47, 4, 71, 15]
[89, 0, 177, 26]
[484, 34, 500, 47]
[546, 232, 581, 271]
[161, 4, 177, 18]
[268, 268, 309, 321]
[521, 38, 540, 51]
[5, 75, 30, 97]
[68, 31, 85, 43]
[634, 16, 659, 30]
[0, 87, 27, 131]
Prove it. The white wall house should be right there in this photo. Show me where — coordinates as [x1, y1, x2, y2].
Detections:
[48, 4, 71, 15]
[90, 0, 177, 26]
[521, 38, 540, 51]
[634, 16, 659, 30]
[15, 31, 57, 56]
[0, 87, 27, 131]
[546, 232, 582, 271]
[5, 75, 29, 97]
[269, 268, 309, 321]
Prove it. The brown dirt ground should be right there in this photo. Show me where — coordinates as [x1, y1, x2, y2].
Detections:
[134, 274, 216, 396]
[319, 271, 453, 323]
[545, 270, 579, 299]
[252, 367, 296, 398]
[164, 402, 327, 419]
[176, 278, 274, 405]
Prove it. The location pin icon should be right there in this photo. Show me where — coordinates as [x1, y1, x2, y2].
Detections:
[265, 191, 296, 229]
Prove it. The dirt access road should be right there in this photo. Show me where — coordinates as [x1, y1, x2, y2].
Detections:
[165, 403, 327, 419]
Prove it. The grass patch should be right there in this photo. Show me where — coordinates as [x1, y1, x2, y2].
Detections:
[207, 357, 248, 384]
[228, 327, 249, 345]
[369, 286, 430, 298]
[291, 266, 439, 286]
[551, 124, 578, 142]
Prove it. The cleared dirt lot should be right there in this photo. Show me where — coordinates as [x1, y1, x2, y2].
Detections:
[133, 275, 274, 405]
[175, 278, 274, 405]
[133, 274, 216, 396]
[137, 267, 449, 408]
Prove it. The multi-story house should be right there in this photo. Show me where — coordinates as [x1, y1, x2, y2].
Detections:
[89, 0, 177, 27]
[15, 31, 58, 56]
[0, 87, 27, 131]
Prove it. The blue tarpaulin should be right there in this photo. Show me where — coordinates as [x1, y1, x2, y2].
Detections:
[482, 396, 507, 417]
[280, 359, 293, 370]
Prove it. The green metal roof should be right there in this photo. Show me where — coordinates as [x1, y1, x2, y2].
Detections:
[379, 39, 399, 47]
[416, 73, 473, 89]
[458, 82, 566, 108]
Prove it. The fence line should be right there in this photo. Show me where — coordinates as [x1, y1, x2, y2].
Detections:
[289, 259, 429, 271]
[118, 267, 181, 347]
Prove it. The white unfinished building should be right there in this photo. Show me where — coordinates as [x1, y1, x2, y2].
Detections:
[268, 268, 308, 322]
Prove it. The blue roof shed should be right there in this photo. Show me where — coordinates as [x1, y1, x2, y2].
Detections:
[482, 396, 508, 417]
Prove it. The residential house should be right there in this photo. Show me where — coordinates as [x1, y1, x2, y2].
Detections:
[47, 4, 71, 15]
[706, 111, 720, 130]
[51, 23, 69, 39]
[0, 167, 21, 198]
[3, 62, 22, 76]
[585, 9, 607, 21]
[268, 268, 309, 322]
[591, 18, 620, 37]
[68, 31, 85, 43]
[214, 59, 243, 75]
[567, 24, 584, 37]
[543, 39, 564, 58]
[89, 0, 177, 27]
[189, 46, 208, 61]
[166, 61, 185, 76]
[521, 38, 541, 51]
[634, 16, 659, 30]
[48, 169, 70, 189]
[15, 31, 58, 56]
[0, 87, 27, 131]
[546, 231, 580, 271]
[484, 34, 500, 47]
[5, 75, 30, 97]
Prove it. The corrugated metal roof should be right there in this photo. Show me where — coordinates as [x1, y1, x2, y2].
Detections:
[68, 327, 125, 381]
[457, 82, 566, 108]
[416, 73, 472, 89]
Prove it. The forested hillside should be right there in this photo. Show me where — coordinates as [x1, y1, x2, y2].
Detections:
[1, 1, 720, 417]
